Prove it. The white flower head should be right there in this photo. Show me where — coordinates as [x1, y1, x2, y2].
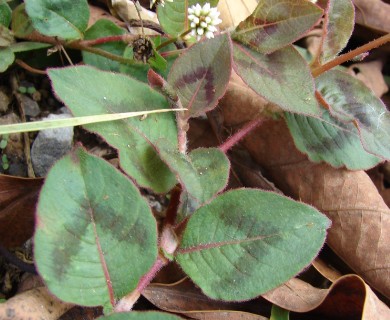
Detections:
[188, 3, 222, 40]
[150, 0, 173, 8]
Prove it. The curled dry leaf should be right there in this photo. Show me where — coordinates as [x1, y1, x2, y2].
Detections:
[218, 79, 390, 299]
[142, 278, 268, 317]
[0, 287, 73, 320]
[0, 174, 43, 248]
[264, 275, 390, 319]
[353, 0, 390, 33]
[348, 59, 389, 98]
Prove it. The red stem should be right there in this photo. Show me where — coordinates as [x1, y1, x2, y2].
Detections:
[79, 35, 133, 46]
[219, 118, 264, 153]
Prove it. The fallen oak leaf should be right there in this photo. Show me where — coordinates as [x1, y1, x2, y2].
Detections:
[0, 174, 43, 248]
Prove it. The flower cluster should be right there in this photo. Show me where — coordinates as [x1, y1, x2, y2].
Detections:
[188, 3, 222, 40]
[150, 0, 173, 8]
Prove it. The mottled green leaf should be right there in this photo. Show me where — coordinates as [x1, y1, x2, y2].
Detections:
[168, 34, 232, 118]
[82, 19, 127, 71]
[233, 43, 321, 117]
[157, 140, 230, 212]
[176, 189, 330, 301]
[11, 3, 34, 37]
[157, 0, 219, 37]
[0, 0, 11, 27]
[285, 109, 381, 170]
[270, 305, 289, 320]
[0, 47, 14, 72]
[25, 0, 89, 40]
[316, 69, 390, 159]
[233, 0, 323, 54]
[98, 311, 183, 320]
[320, 0, 354, 63]
[35, 147, 158, 309]
[48, 66, 178, 193]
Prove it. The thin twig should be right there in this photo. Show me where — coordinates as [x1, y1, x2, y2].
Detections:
[219, 118, 264, 154]
[14, 60, 46, 75]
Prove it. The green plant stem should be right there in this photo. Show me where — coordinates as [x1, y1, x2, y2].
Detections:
[156, 29, 192, 51]
[219, 118, 264, 153]
[312, 33, 390, 77]
[23, 33, 136, 66]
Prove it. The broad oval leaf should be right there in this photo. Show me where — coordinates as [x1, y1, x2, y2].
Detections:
[0, 0, 12, 27]
[233, 43, 321, 117]
[47, 65, 178, 193]
[157, 0, 219, 37]
[35, 147, 158, 309]
[285, 110, 382, 170]
[156, 140, 230, 215]
[168, 34, 232, 118]
[25, 0, 89, 40]
[233, 0, 323, 54]
[316, 69, 390, 159]
[320, 0, 355, 63]
[98, 311, 183, 320]
[176, 189, 330, 301]
[0, 47, 14, 72]
[82, 19, 127, 71]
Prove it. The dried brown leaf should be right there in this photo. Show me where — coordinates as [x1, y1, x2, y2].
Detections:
[217, 0, 258, 30]
[143, 278, 268, 316]
[263, 276, 389, 319]
[348, 60, 388, 98]
[353, 0, 390, 33]
[0, 174, 43, 248]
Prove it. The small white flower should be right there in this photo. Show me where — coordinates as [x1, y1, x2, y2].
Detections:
[150, 0, 173, 8]
[188, 3, 222, 40]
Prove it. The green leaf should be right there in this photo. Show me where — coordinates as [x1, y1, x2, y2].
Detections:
[0, 0, 11, 27]
[233, 0, 323, 54]
[316, 69, 390, 159]
[176, 189, 330, 301]
[25, 0, 89, 40]
[10, 42, 52, 53]
[98, 311, 183, 320]
[0, 24, 14, 46]
[157, 0, 219, 37]
[285, 110, 381, 170]
[0, 47, 14, 72]
[233, 43, 321, 117]
[35, 147, 158, 309]
[270, 305, 289, 320]
[47, 66, 178, 193]
[168, 34, 232, 118]
[320, 0, 354, 63]
[82, 19, 127, 71]
[157, 140, 230, 214]
[11, 3, 34, 38]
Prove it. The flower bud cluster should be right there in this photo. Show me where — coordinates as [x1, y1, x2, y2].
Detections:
[188, 3, 222, 40]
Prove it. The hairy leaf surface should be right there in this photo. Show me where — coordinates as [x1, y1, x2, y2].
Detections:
[176, 189, 330, 301]
[233, 0, 323, 53]
[35, 147, 157, 309]
[168, 34, 232, 118]
[320, 0, 354, 63]
[285, 110, 381, 170]
[233, 43, 321, 117]
[48, 66, 177, 193]
[316, 69, 390, 159]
